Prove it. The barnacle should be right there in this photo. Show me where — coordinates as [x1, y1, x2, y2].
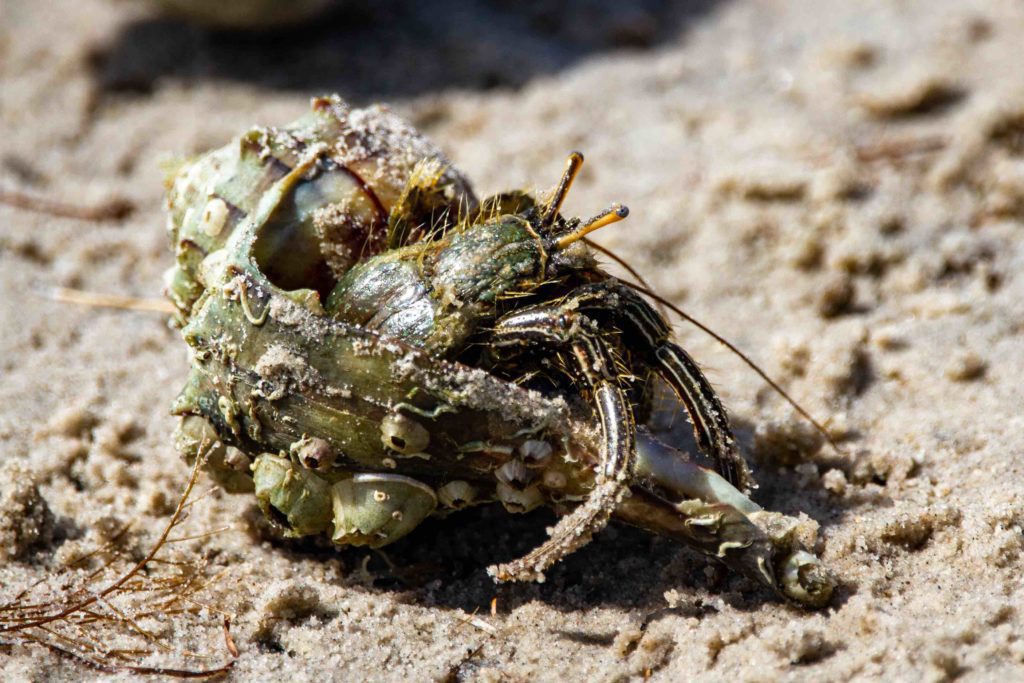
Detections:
[331, 474, 437, 547]
[436, 480, 478, 510]
[380, 412, 431, 456]
[167, 96, 835, 607]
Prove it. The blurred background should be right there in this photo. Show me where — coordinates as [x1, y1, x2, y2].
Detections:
[2, 1, 1022, 680]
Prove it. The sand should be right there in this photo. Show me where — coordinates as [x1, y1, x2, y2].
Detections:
[2, 0, 1023, 680]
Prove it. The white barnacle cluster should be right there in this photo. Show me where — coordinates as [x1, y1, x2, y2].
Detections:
[493, 438, 558, 514]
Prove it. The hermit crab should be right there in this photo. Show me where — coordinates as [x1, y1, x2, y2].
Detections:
[167, 96, 835, 607]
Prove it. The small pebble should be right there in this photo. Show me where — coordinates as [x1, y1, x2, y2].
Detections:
[817, 273, 856, 318]
[945, 351, 987, 382]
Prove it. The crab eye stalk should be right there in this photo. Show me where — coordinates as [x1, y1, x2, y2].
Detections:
[554, 203, 629, 249]
[541, 151, 585, 227]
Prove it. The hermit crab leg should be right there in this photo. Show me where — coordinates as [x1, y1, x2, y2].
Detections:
[485, 308, 636, 582]
[567, 282, 752, 491]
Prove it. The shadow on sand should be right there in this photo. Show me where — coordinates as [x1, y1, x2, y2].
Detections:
[92, 0, 725, 98]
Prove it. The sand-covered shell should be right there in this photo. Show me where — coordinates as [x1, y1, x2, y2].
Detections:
[163, 95, 477, 324]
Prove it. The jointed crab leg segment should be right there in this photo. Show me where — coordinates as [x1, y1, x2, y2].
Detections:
[568, 283, 751, 491]
[488, 307, 635, 479]
[570, 334, 636, 481]
[486, 308, 636, 581]
[653, 344, 747, 489]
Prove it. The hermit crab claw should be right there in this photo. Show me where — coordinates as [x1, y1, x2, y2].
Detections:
[616, 428, 835, 608]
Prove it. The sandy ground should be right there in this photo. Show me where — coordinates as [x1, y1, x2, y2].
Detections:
[2, 0, 1024, 680]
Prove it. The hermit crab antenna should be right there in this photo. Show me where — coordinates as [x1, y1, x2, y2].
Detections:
[624, 280, 845, 456]
[554, 203, 629, 249]
[541, 151, 585, 227]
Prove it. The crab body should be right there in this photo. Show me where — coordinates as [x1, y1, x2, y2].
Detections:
[326, 214, 548, 352]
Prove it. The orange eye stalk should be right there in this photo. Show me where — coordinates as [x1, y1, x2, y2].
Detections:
[554, 203, 629, 249]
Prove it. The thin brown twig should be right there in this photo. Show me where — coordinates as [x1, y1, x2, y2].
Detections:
[0, 187, 134, 221]
[171, 579, 235, 620]
[0, 455, 238, 677]
[223, 617, 239, 658]
[3, 636, 235, 678]
[2, 459, 203, 633]
[34, 623, 105, 656]
[143, 557, 204, 568]
[181, 486, 224, 511]
[165, 526, 234, 544]
[95, 596, 173, 654]
[41, 286, 176, 315]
